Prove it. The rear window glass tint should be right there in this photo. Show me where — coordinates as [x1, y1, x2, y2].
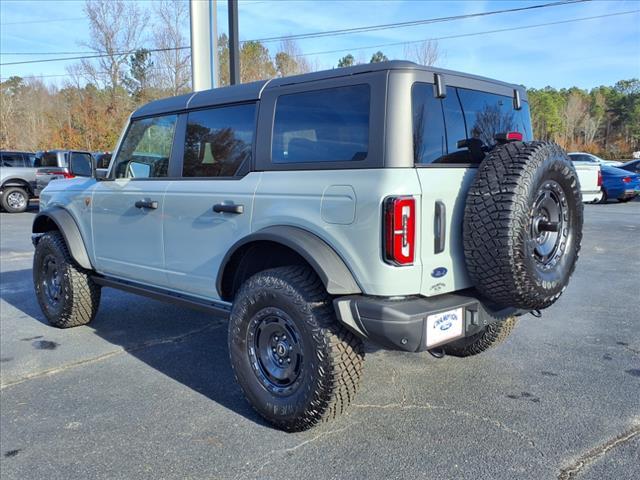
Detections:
[272, 84, 370, 164]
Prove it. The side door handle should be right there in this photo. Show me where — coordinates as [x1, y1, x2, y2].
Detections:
[213, 203, 244, 214]
[135, 199, 158, 210]
[434, 201, 446, 254]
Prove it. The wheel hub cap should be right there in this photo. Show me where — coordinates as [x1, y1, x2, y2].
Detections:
[247, 307, 304, 396]
[7, 192, 26, 209]
[41, 254, 62, 305]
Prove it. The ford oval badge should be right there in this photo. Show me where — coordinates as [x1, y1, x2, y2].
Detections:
[431, 267, 448, 278]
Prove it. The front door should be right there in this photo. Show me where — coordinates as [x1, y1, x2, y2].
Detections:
[162, 103, 259, 300]
[91, 114, 179, 288]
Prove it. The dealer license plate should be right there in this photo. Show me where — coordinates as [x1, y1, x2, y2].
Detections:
[425, 308, 464, 348]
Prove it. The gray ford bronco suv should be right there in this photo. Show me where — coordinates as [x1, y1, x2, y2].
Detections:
[32, 61, 583, 431]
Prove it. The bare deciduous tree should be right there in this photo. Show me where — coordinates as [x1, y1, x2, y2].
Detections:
[153, 0, 191, 95]
[80, 0, 149, 90]
[275, 39, 311, 77]
[403, 40, 442, 66]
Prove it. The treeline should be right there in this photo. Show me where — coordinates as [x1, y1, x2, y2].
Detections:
[528, 80, 639, 158]
[1, 0, 638, 157]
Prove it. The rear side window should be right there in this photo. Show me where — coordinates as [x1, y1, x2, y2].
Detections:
[272, 84, 370, 164]
[113, 115, 177, 179]
[183, 103, 256, 177]
[1, 152, 26, 167]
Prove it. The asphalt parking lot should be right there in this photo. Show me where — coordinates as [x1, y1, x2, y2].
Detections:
[0, 200, 638, 480]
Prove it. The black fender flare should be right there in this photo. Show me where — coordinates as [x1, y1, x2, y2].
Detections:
[217, 225, 362, 297]
[32, 207, 93, 270]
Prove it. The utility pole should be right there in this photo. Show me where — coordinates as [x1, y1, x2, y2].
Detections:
[190, 0, 219, 91]
[228, 0, 240, 85]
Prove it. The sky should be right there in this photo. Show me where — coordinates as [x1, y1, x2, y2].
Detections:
[1, 0, 639, 90]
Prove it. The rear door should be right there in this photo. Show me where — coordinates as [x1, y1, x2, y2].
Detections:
[412, 82, 532, 297]
[162, 103, 259, 300]
[91, 114, 179, 288]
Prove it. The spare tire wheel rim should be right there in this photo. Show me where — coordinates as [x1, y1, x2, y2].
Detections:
[529, 180, 568, 270]
[247, 307, 304, 396]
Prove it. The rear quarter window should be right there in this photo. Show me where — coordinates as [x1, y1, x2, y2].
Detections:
[272, 84, 370, 164]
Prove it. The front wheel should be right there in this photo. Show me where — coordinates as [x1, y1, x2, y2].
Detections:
[228, 266, 364, 432]
[1, 186, 29, 213]
[33, 232, 101, 328]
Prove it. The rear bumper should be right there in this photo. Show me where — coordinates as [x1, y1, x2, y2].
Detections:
[334, 290, 524, 352]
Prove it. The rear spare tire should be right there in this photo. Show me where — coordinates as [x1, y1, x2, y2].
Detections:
[464, 141, 582, 310]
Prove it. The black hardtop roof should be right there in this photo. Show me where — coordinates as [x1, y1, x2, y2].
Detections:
[131, 60, 526, 119]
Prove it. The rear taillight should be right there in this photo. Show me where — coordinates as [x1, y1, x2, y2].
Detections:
[622, 176, 632, 184]
[597, 169, 602, 187]
[495, 131, 523, 143]
[383, 196, 415, 266]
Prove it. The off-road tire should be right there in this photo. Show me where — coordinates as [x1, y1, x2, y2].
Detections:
[33, 231, 101, 328]
[464, 141, 583, 310]
[443, 317, 518, 357]
[1, 186, 29, 213]
[228, 265, 364, 432]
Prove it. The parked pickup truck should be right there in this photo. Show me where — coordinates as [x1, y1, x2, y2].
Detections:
[0, 150, 38, 213]
[568, 155, 603, 203]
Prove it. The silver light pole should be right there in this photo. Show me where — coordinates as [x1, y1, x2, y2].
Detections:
[190, 0, 219, 91]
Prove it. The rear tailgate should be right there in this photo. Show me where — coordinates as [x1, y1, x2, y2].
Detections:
[572, 162, 601, 201]
[416, 168, 476, 297]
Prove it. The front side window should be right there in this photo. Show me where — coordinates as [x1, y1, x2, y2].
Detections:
[113, 115, 177, 179]
[183, 103, 256, 177]
[272, 84, 370, 164]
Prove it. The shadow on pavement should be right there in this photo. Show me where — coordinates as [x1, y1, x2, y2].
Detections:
[0, 267, 266, 428]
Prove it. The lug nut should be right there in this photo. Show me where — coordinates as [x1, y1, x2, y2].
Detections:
[287, 358, 291, 363]
[278, 358, 283, 364]
[274, 335, 279, 341]
[272, 347, 276, 353]
[282, 334, 286, 340]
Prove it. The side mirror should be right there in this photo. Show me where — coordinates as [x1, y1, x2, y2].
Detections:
[69, 152, 94, 178]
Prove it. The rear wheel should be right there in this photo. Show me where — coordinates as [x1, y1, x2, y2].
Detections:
[1, 186, 29, 213]
[617, 197, 634, 203]
[228, 266, 364, 432]
[444, 317, 518, 357]
[33, 232, 101, 328]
